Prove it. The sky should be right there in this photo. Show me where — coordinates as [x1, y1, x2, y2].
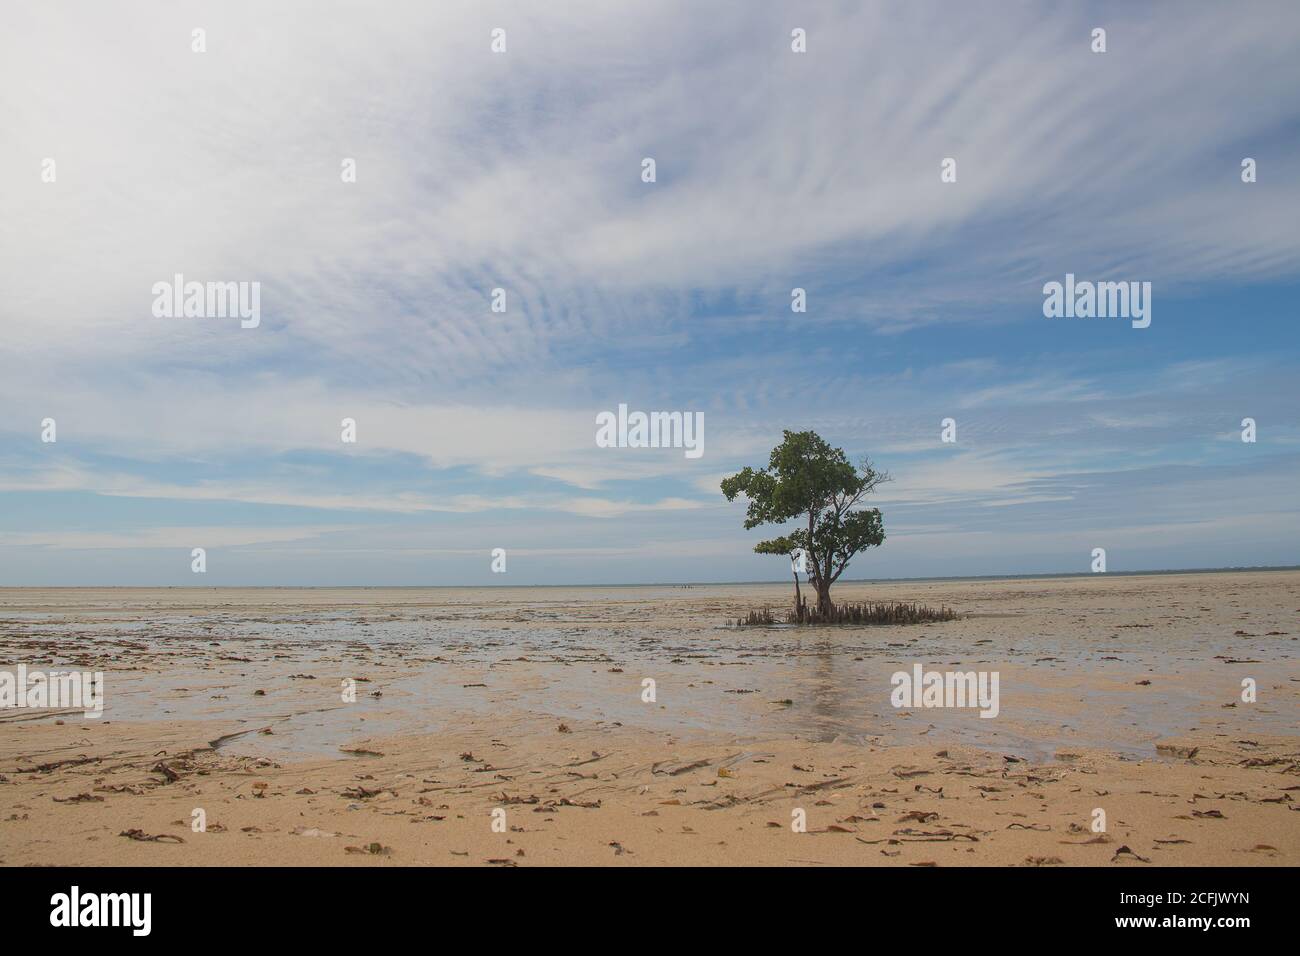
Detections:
[1, 0, 1298, 586]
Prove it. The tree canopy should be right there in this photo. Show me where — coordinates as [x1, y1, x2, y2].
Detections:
[721, 430, 887, 612]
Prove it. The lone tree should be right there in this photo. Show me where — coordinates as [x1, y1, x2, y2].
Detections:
[721, 430, 887, 617]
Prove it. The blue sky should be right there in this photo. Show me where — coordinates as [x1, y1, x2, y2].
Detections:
[1, 1, 1297, 585]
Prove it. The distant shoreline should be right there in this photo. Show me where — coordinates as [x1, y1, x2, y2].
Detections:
[2, 565, 1297, 590]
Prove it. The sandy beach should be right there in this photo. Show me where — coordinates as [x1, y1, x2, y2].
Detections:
[1, 571, 1296, 866]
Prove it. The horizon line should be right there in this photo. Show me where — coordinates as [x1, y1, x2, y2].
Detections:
[3, 564, 1297, 590]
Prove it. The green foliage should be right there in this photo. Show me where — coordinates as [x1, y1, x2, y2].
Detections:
[721, 430, 887, 603]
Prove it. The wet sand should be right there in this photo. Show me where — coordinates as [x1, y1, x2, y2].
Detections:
[1, 571, 1297, 866]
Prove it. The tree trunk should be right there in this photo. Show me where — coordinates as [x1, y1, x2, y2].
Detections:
[815, 582, 833, 617]
[791, 569, 803, 619]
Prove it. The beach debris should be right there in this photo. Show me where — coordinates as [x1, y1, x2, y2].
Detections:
[345, 842, 391, 855]
[14, 755, 99, 775]
[893, 828, 977, 842]
[496, 792, 540, 805]
[1111, 845, 1151, 864]
[53, 793, 104, 803]
[897, 810, 939, 823]
[564, 751, 606, 768]
[208, 727, 271, 750]
[151, 761, 182, 783]
[1239, 756, 1296, 768]
[291, 827, 337, 838]
[891, 765, 930, 778]
[340, 785, 388, 800]
[653, 758, 711, 776]
[120, 829, 185, 844]
[95, 783, 148, 795]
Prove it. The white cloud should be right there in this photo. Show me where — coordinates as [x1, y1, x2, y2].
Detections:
[1, 2, 1297, 583]
[0, 525, 348, 551]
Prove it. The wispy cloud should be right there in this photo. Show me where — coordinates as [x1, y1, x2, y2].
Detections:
[1, 1, 1298, 583]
